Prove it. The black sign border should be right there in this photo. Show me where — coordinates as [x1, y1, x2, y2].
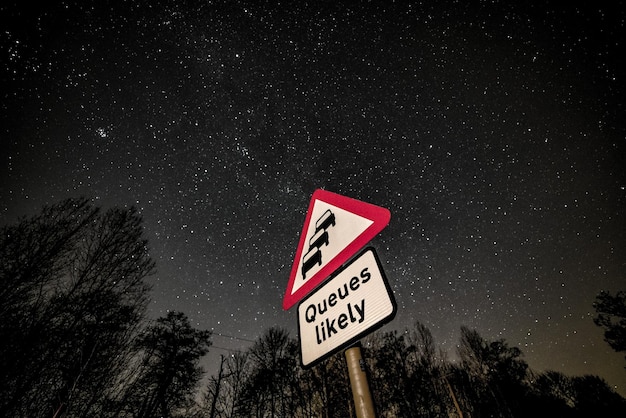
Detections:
[297, 246, 397, 369]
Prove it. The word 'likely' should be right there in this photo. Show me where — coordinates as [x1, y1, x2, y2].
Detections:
[314, 301, 365, 344]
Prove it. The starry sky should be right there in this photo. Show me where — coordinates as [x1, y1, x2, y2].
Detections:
[1, 0, 625, 395]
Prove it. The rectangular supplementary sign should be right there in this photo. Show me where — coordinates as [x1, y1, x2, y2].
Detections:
[297, 247, 396, 368]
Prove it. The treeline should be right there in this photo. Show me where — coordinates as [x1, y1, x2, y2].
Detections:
[1, 198, 624, 417]
[0, 198, 210, 417]
[198, 325, 625, 417]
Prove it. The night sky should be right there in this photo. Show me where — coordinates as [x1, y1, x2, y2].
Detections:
[2, 1, 625, 395]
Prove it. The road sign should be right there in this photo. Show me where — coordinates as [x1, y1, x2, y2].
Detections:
[283, 189, 391, 310]
[297, 247, 396, 368]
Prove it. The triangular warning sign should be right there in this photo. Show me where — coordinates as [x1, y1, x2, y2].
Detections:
[283, 189, 391, 310]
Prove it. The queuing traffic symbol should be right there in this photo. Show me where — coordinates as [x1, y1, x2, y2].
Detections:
[283, 189, 391, 310]
[297, 247, 396, 367]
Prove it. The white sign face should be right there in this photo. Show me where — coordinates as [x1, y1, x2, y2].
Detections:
[297, 247, 396, 367]
[291, 200, 373, 296]
[283, 189, 391, 310]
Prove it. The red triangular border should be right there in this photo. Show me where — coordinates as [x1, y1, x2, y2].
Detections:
[283, 189, 391, 310]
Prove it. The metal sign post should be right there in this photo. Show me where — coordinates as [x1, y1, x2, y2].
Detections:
[345, 343, 376, 418]
[285, 190, 395, 418]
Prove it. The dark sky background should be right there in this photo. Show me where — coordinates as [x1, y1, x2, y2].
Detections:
[2, 0, 625, 395]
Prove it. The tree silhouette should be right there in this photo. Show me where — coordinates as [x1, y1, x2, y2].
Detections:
[0, 197, 154, 417]
[368, 330, 419, 416]
[201, 351, 250, 418]
[456, 326, 529, 417]
[132, 311, 212, 418]
[529, 370, 576, 414]
[237, 327, 299, 417]
[300, 350, 352, 418]
[194, 323, 625, 418]
[594, 290, 626, 363]
[570, 374, 626, 415]
[365, 322, 451, 417]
